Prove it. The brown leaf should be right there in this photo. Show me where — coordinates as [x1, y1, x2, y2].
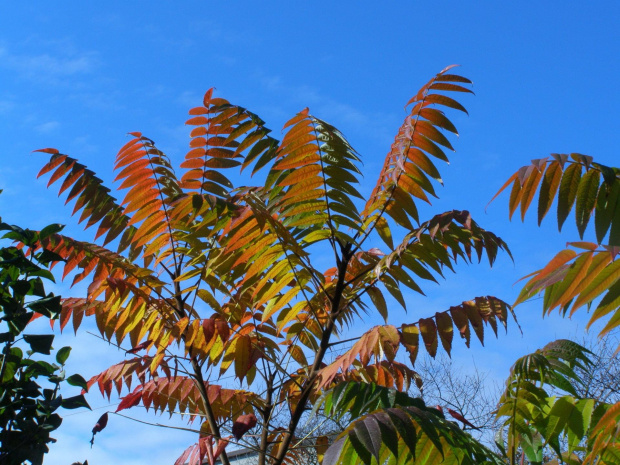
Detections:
[91, 412, 108, 434]
[419, 318, 438, 357]
[435, 312, 454, 355]
[90, 412, 109, 447]
[400, 324, 420, 365]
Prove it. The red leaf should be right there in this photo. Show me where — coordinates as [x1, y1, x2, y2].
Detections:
[446, 408, 479, 429]
[214, 319, 230, 342]
[174, 444, 194, 465]
[116, 390, 142, 412]
[203, 318, 215, 342]
[232, 413, 257, 439]
[126, 340, 152, 354]
[213, 437, 229, 460]
[200, 436, 214, 465]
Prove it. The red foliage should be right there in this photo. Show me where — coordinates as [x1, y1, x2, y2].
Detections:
[232, 413, 257, 439]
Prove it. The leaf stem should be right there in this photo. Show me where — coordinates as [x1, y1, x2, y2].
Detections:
[272, 242, 352, 465]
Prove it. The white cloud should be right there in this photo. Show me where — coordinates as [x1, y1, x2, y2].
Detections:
[35, 121, 60, 134]
[254, 72, 398, 148]
[0, 43, 99, 83]
[176, 90, 201, 108]
[0, 99, 15, 114]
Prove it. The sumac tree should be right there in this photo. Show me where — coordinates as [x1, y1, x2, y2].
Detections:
[32, 66, 524, 465]
[490, 154, 620, 464]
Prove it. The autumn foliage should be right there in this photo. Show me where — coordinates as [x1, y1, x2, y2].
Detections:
[26, 66, 620, 464]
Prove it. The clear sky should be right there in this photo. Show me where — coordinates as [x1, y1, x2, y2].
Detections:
[1, 2, 619, 464]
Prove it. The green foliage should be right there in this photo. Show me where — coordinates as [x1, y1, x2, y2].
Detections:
[319, 382, 503, 465]
[0, 221, 90, 465]
[494, 340, 618, 465]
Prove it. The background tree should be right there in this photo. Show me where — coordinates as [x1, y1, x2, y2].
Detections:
[414, 330, 620, 450]
[574, 332, 620, 405]
[494, 339, 615, 465]
[416, 353, 501, 437]
[30, 66, 521, 465]
[0, 219, 90, 465]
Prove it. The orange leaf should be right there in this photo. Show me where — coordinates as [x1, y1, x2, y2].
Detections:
[34, 147, 60, 154]
[186, 116, 209, 126]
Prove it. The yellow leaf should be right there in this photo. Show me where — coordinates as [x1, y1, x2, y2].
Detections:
[316, 436, 329, 463]
[400, 324, 420, 365]
[375, 216, 394, 249]
[220, 337, 238, 375]
[209, 335, 224, 363]
[261, 286, 299, 322]
[575, 257, 620, 311]
[277, 301, 306, 335]
[287, 344, 308, 367]
[234, 335, 251, 380]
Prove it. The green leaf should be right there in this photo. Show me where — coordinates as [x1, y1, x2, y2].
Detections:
[594, 181, 619, 244]
[610, 187, 620, 246]
[27, 295, 62, 319]
[520, 432, 543, 463]
[1, 348, 23, 382]
[39, 223, 65, 240]
[196, 289, 222, 312]
[557, 163, 582, 231]
[367, 286, 388, 323]
[61, 394, 91, 410]
[25, 360, 58, 377]
[380, 274, 406, 310]
[66, 374, 89, 391]
[538, 161, 562, 225]
[544, 396, 574, 444]
[23, 334, 55, 355]
[388, 265, 425, 296]
[5, 312, 34, 336]
[56, 346, 72, 365]
[575, 169, 600, 238]
[37, 249, 65, 266]
[375, 216, 394, 249]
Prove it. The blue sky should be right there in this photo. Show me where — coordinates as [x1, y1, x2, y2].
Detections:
[1, 2, 619, 464]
